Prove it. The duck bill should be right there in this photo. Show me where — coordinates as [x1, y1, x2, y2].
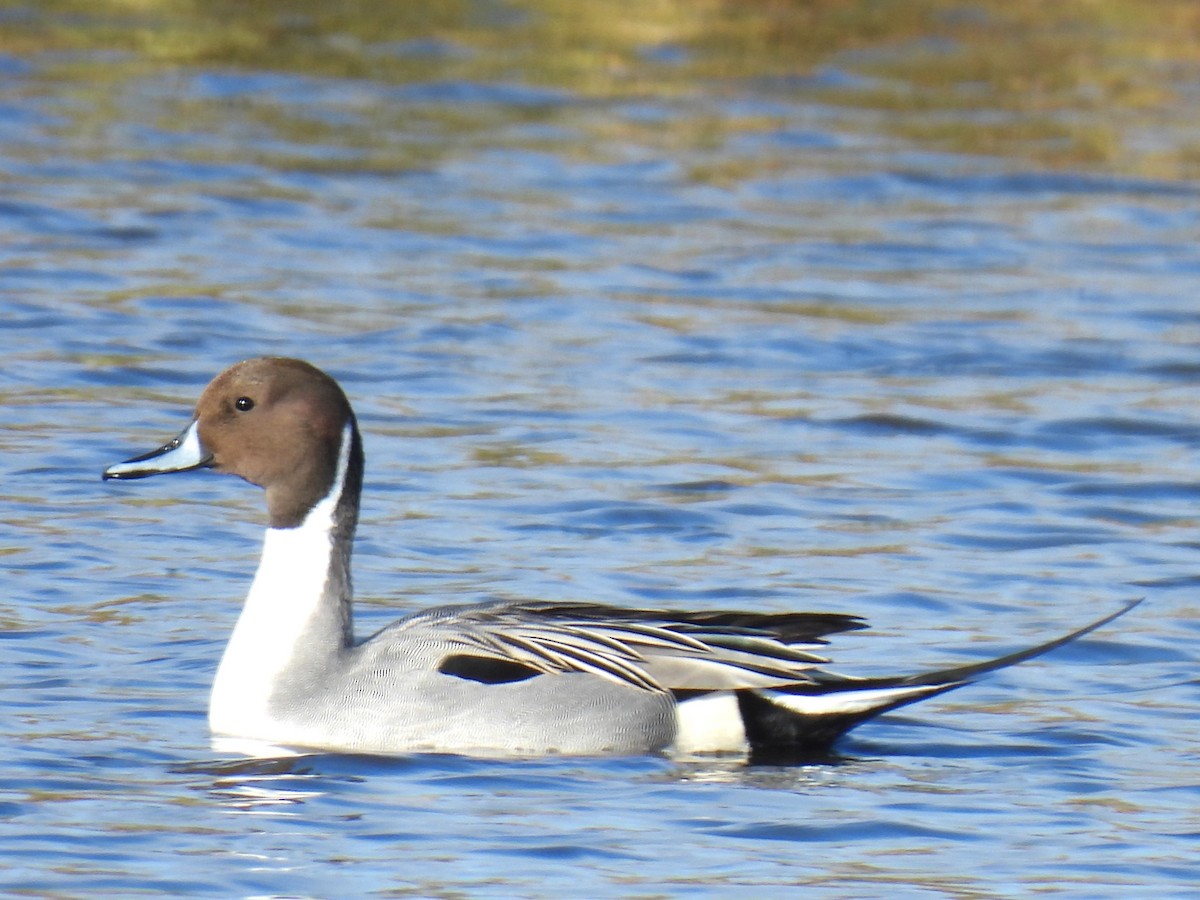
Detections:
[103, 419, 213, 480]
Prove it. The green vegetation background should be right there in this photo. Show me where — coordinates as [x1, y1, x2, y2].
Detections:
[4, 0, 1198, 179]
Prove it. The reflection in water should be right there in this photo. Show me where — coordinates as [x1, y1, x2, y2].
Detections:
[209, 737, 307, 760]
[183, 740, 867, 817]
[178, 753, 330, 814]
[669, 750, 869, 789]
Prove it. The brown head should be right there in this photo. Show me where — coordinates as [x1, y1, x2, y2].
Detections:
[104, 357, 360, 529]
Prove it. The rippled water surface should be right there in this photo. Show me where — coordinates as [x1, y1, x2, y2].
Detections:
[2, 2, 1199, 896]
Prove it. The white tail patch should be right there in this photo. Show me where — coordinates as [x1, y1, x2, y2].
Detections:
[762, 682, 958, 716]
[671, 691, 748, 755]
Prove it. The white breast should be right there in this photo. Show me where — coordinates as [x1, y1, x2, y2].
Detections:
[208, 425, 352, 739]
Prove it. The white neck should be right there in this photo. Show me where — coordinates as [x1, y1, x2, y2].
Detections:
[209, 425, 354, 738]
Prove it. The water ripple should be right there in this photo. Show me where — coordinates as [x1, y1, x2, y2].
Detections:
[0, 7, 1195, 898]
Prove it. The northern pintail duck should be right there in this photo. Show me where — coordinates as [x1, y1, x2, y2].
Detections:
[104, 357, 1137, 759]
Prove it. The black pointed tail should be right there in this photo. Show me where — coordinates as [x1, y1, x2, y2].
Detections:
[740, 599, 1142, 759]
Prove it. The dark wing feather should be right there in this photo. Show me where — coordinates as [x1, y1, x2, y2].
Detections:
[411, 599, 851, 693]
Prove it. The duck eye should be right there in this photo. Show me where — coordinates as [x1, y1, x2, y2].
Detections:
[235, 397, 255, 412]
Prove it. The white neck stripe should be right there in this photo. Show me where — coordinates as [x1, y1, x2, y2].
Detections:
[303, 420, 354, 529]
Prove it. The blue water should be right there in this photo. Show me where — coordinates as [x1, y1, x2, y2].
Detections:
[2, 7, 1198, 898]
